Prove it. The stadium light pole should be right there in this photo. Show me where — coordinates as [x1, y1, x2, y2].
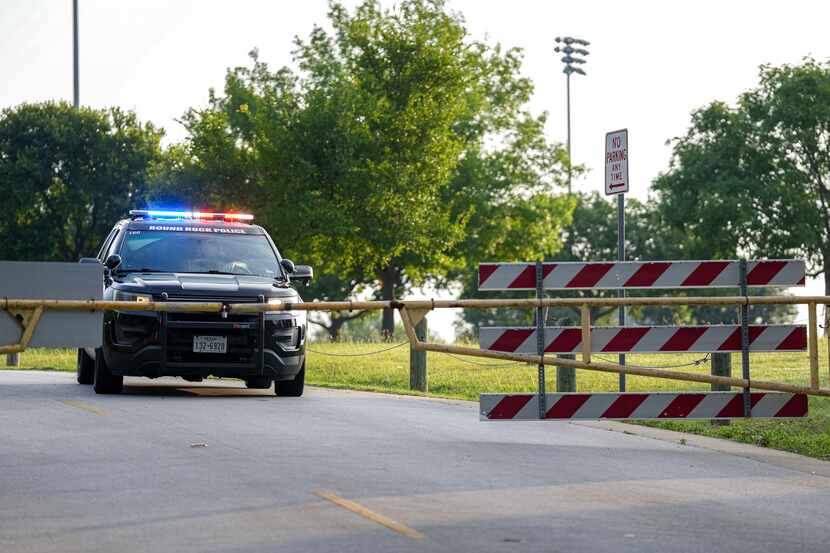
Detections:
[73, 0, 79, 107]
[554, 36, 589, 195]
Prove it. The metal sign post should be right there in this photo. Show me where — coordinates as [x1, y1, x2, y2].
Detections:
[617, 193, 626, 391]
[739, 260, 752, 417]
[536, 261, 547, 419]
[606, 129, 629, 391]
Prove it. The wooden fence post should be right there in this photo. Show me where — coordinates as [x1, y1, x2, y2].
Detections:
[409, 318, 428, 392]
[711, 352, 731, 426]
[557, 311, 578, 393]
[809, 302, 819, 390]
[825, 304, 830, 388]
[557, 354, 576, 392]
[580, 304, 592, 365]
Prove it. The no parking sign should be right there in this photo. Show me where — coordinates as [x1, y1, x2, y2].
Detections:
[605, 129, 628, 195]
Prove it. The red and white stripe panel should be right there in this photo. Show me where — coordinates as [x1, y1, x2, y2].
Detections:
[477, 260, 805, 290]
[480, 392, 808, 420]
[479, 325, 807, 354]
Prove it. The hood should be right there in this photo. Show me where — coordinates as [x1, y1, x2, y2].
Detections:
[113, 272, 300, 301]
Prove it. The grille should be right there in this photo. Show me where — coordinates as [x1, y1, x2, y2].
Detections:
[160, 295, 261, 303]
[158, 295, 263, 365]
[168, 311, 255, 323]
[166, 326, 259, 365]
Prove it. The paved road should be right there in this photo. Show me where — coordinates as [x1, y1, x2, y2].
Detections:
[2, 371, 829, 553]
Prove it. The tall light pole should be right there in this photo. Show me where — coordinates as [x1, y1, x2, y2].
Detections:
[73, 0, 79, 107]
[554, 36, 589, 195]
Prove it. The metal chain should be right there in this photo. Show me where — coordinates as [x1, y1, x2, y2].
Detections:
[308, 343, 713, 369]
[305, 342, 409, 357]
[441, 352, 527, 367]
[307, 343, 525, 366]
[593, 353, 711, 370]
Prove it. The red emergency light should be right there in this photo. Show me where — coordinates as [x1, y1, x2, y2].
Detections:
[129, 210, 254, 222]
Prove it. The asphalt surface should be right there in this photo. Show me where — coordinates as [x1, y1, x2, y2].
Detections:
[2, 371, 830, 553]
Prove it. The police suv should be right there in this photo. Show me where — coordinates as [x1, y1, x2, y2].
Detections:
[77, 210, 312, 396]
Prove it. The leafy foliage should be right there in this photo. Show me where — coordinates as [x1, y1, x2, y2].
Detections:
[0, 102, 162, 261]
[164, 0, 573, 336]
[654, 58, 830, 293]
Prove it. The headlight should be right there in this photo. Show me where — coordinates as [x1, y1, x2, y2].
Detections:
[268, 297, 306, 324]
[113, 290, 153, 303]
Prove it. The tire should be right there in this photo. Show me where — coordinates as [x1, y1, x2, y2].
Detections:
[93, 348, 123, 394]
[245, 376, 272, 389]
[275, 361, 305, 397]
[77, 349, 94, 384]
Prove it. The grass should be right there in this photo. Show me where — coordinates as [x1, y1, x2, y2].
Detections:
[12, 348, 77, 372]
[6, 342, 830, 460]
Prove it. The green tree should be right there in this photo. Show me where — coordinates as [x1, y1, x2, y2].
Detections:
[654, 59, 830, 294]
[175, 0, 573, 337]
[558, 193, 794, 327]
[303, 273, 373, 341]
[0, 102, 162, 261]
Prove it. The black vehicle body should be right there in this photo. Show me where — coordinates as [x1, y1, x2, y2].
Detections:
[83, 214, 310, 388]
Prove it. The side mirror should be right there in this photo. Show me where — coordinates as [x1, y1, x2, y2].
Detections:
[79, 257, 101, 265]
[104, 254, 122, 271]
[280, 259, 296, 274]
[292, 265, 313, 284]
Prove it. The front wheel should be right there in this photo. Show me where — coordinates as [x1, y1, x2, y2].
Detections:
[276, 361, 305, 397]
[77, 349, 94, 384]
[93, 348, 123, 394]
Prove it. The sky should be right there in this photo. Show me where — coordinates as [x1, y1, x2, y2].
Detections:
[1, 0, 829, 338]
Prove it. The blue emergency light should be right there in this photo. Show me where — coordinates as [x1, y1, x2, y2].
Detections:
[129, 210, 254, 222]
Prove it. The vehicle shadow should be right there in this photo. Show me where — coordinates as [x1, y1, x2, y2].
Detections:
[121, 379, 273, 398]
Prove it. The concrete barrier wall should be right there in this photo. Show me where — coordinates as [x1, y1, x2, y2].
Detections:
[0, 262, 103, 348]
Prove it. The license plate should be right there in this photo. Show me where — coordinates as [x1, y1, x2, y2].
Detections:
[193, 335, 227, 354]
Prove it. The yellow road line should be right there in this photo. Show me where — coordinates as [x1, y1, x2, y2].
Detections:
[60, 400, 110, 416]
[314, 490, 426, 540]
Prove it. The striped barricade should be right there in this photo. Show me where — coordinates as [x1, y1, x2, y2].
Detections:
[479, 325, 807, 354]
[476, 258, 809, 420]
[480, 392, 808, 421]
[478, 260, 805, 291]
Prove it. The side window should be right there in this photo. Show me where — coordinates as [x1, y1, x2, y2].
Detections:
[97, 228, 119, 261]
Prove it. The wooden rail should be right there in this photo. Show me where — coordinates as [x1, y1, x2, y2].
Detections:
[4, 296, 830, 313]
[0, 299, 223, 312]
[0, 300, 221, 354]
[228, 296, 830, 311]
[2, 295, 829, 398]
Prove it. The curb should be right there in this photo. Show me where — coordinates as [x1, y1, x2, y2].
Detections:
[575, 420, 830, 479]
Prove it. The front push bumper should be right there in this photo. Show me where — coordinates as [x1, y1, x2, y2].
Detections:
[102, 308, 305, 381]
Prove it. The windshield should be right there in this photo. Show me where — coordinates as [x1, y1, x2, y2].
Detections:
[118, 230, 282, 278]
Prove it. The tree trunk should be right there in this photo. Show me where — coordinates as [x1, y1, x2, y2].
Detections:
[327, 316, 348, 342]
[309, 311, 366, 342]
[379, 265, 400, 339]
[824, 262, 830, 298]
[821, 263, 830, 339]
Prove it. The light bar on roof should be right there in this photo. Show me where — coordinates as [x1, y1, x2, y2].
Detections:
[129, 210, 254, 222]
